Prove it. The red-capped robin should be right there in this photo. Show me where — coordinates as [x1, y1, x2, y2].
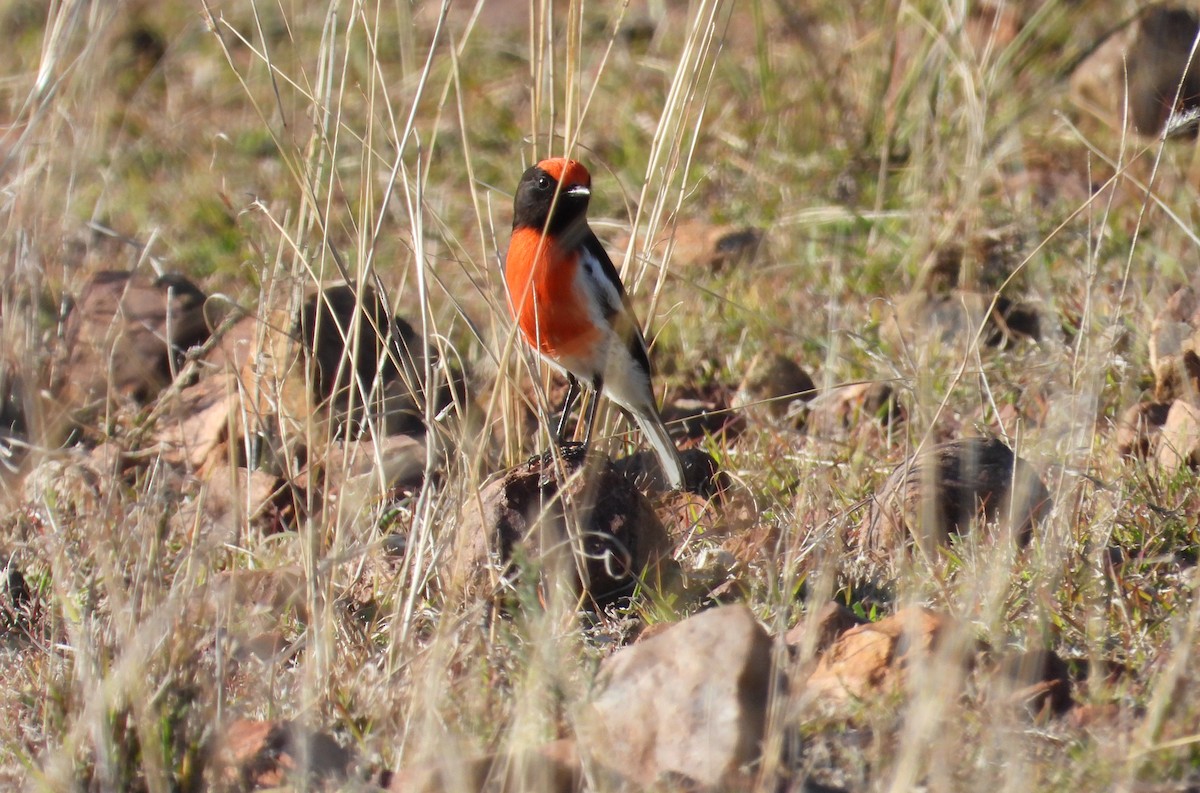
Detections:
[504, 157, 686, 490]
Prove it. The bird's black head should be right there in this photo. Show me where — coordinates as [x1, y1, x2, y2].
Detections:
[512, 157, 592, 235]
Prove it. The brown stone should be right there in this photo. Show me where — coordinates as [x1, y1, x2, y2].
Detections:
[583, 604, 774, 788]
[1115, 401, 1173, 459]
[732, 353, 816, 430]
[809, 381, 904, 436]
[309, 433, 427, 516]
[213, 718, 351, 788]
[200, 463, 295, 535]
[855, 437, 1050, 558]
[1156, 399, 1200, 475]
[1149, 286, 1200, 401]
[451, 446, 673, 607]
[640, 220, 766, 274]
[58, 271, 210, 411]
[154, 372, 238, 471]
[1066, 702, 1122, 730]
[881, 289, 1039, 353]
[804, 608, 971, 703]
[387, 740, 582, 793]
[207, 566, 308, 623]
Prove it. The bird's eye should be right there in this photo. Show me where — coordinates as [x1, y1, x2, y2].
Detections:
[537, 176, 550, 190]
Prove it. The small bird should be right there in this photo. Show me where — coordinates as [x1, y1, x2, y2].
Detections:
[504, 157, 686, 490]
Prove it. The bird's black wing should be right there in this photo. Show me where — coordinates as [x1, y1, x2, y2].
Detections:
[580, 229, 653, 376]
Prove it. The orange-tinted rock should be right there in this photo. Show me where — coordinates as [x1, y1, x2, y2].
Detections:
[805, 608, 972, 703]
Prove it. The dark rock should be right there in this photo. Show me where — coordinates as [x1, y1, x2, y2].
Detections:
[784, 602, 868, 657]
[295, 283, 458, 437]
[710, 227, 766, 273]
[994, 647, 1073, 717]
[1071, 7, 1200, 139]
[1128, 7, 1200, 137]
[451, 446, 673, 607]
[614, 446, 724, 497]
[0, 364, 30, 473]
[855, 437, 1050, 557]
[582, 605, 774, 787]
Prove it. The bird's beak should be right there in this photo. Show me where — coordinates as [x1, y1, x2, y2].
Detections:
[565, 184, 590, 198]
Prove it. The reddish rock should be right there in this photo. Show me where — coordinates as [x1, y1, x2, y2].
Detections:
[207, 566, 308, 623]
[200, 463, 296, 535]
[582, 604, 774, 787]
[1066, 702, 1122, 730]
[309, 433, 427, 515]
[805, 608, 972, 703]
[154, 372, 238, 471]
[59, 271, 210, 411]
[1156, 399, 1200, 475]
[213, 718, 351, 789]
[451, 446, 673, 607]
[855, 437, 1050, 558]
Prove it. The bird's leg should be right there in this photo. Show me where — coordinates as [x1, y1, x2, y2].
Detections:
[555, 374, 581, 444]
[582, 375, 604, 447]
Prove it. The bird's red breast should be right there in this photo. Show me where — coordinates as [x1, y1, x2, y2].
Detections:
[505, 226, 600, 359]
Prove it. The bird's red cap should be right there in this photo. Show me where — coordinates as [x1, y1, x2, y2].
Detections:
[537, 157, 591, 189]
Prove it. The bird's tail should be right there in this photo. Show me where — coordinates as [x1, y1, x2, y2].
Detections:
[630, 406, 686, 490]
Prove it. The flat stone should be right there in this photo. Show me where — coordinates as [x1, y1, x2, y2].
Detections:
[582, 604, 774, 787]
